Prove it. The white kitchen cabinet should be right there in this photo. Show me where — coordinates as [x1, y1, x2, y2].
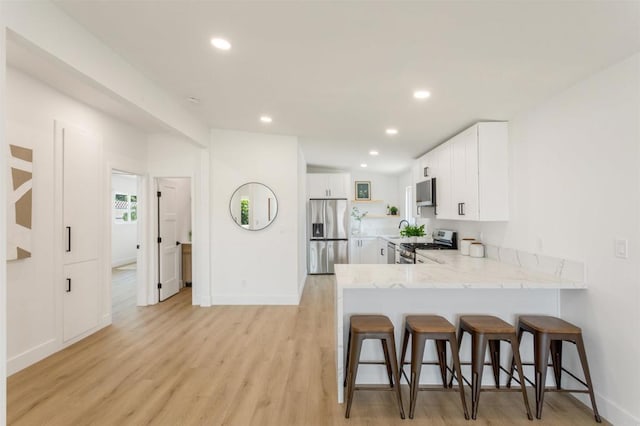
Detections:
[415, 252, 439, 265]
[349, 237, 378, 264]
[451, 126, 480, 220]
[432, 143, 455, 219]
[307, 173, 350, 198]
[431, 122, 508, 221]
[377, 237, 387, 264]
[59, 124, 103, 342]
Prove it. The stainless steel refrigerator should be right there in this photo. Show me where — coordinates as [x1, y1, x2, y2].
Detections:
[308, 198, 349, 274]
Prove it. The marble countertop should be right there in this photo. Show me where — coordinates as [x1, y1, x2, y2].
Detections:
[334, 251, 586, 289]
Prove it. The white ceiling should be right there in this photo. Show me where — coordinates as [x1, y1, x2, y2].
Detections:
[54, 1, 640, 174]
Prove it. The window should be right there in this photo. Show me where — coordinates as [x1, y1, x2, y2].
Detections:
[240, 198, 249, 226]
[113, 193, 138, 224]
[404, 186, 413, 223]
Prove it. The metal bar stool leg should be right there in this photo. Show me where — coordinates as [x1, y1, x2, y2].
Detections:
[408, 332, 426, 419]
[488, 340, 501, 388]
[510, 336, 534, 421]
[385, 334, 406, 419]
[533, 332, 551, 419]
[550, 339, 563, 389]
[435, 339, 448, 388]
[448, 331, 470, 420]
[575, 335, 602, 423]
[506, 324, 524, 388]
[345, 333, 363, 419]
[470, 332, 488, 420]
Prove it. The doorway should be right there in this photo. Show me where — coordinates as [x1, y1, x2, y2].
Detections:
[156, 177, 192, 302]
[111, 170, 141, 320]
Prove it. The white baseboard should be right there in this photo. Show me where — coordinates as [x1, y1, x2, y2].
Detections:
[297, 275, 307, 303]
[7, 338, 58, 375]
[211, 293, 300, 305]
[573, 392, 639, 425]
[101, 313, 112, 327]
[111, 257, 136, 268]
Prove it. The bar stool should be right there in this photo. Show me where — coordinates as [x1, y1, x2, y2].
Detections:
[452, 315, 533, 420]
[344, 315, 405, 419]
[506, 315, 601, 422]
[399, 315, 469, 419]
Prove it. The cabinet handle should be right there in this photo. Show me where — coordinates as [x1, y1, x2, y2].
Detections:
[66, 278, 71, 292]
[461, 203, 465, 216]
[380, 248, 384, 256]
[66, 226, 71, 252]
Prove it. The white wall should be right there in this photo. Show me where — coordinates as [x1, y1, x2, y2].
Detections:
[350, 171, 402, 235]
[210, 129, 302, 304]
[0, 1, 209, 147]
[426, 53, 640, 425]
[0, 25, 8, 423]
[5, 67, 149, 374]
[297, 146, 307, 296]
[111, 174, 138, 267]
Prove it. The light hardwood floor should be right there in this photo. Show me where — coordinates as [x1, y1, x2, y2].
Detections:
[8, 273, 606, 425]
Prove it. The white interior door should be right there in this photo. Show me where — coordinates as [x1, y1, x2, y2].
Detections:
[157, 179, 179, 301]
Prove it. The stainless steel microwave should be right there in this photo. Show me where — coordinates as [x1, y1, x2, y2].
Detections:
[416, 177, 436, 207]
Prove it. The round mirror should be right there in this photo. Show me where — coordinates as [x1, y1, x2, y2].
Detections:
[229, 182, 278, 231]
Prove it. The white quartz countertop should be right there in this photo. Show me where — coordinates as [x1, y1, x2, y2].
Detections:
[334, 251, 586, 289]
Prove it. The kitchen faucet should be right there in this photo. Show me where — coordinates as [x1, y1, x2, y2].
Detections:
[398, 219, 409, 229]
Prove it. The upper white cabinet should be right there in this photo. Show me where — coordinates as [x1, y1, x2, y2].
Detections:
[307, 173, 350, 198]
[425, 122, 509, 221]
[432, 143, 455, 219]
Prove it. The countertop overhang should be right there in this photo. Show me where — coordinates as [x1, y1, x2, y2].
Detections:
[335, 251, 586, 289]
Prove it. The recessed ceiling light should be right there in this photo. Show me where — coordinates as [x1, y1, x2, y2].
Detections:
[386, 128, 398, 136]
[413, 90, 431, 100]
[260, 115, 273, 123]
[360, 163, 368, 168]
[211, 37, 231, 51]
[369, 150, 379, 156]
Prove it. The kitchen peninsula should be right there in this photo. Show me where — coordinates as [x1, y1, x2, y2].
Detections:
[334, 251, 587, 403]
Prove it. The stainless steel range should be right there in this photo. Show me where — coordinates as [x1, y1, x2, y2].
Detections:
[397, 229, 457, 264]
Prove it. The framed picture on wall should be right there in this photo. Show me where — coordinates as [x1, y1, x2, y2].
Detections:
[355, 181, 371, 201]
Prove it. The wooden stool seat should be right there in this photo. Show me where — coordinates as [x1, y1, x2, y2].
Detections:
[400, 315, 469, 419]
[518, 315, 581, 334]
[344, 315, 405, 419]
[406, 315, 456, 333]
[507, 315, 601, 423]
[459, 315, 515, 334]
[350, 315, 394, 333]
[454, 315, 533, 420]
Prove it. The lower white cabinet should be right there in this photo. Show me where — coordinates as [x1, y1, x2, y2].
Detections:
[377, 238, 387, 264]
[349, 237, 379, 264]
[415, 252, 438, 265]
[63, 260, 100, 342]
